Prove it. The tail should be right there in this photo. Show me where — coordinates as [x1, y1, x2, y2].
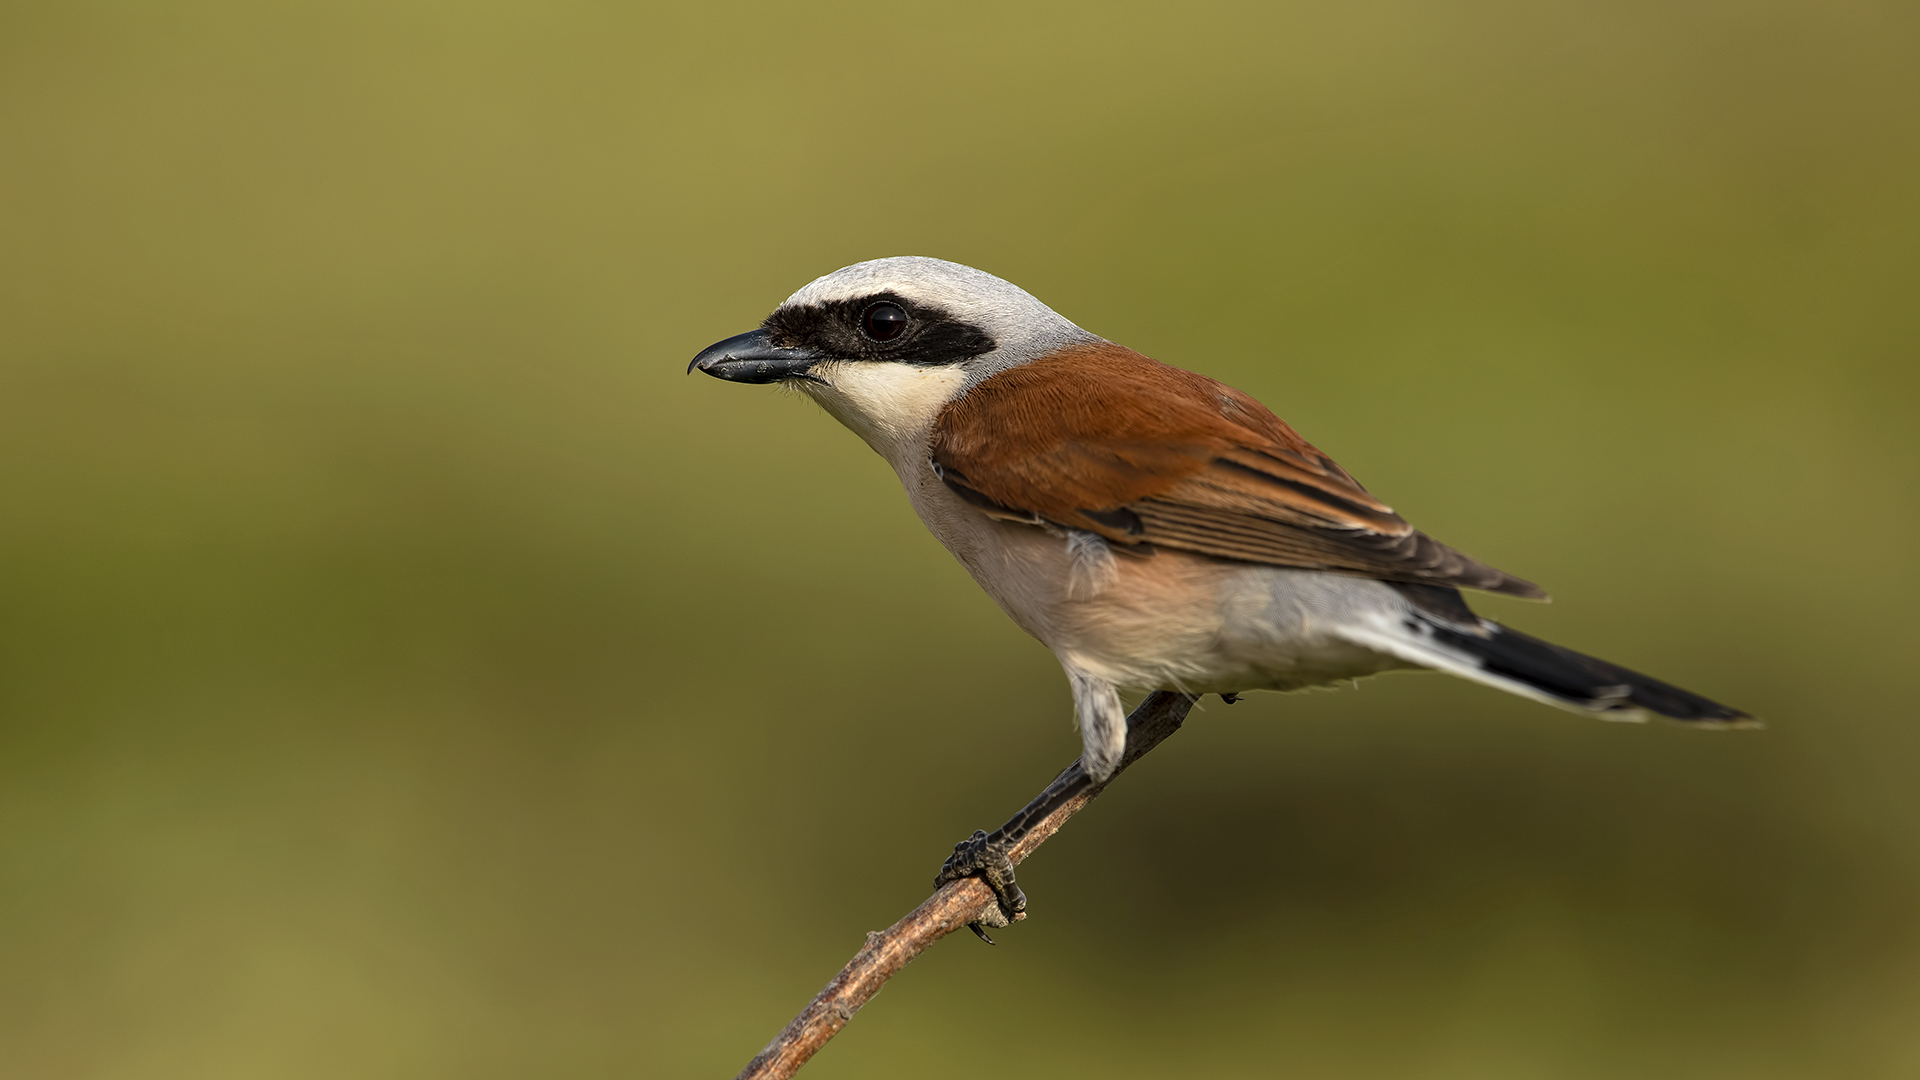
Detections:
[1348, 583, 1757, 727]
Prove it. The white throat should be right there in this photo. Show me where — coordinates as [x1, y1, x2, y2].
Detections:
[798, 361, 969, 465]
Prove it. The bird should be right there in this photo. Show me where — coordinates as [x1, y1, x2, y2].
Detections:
[689, 255, 1753, 929]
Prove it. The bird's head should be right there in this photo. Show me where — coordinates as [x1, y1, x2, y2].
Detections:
[688, 256, 1098, 457]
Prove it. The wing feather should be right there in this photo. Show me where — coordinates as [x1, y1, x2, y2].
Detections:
[930, 343, 1546, 599]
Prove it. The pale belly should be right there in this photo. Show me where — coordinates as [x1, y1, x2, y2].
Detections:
[1043, 549, 1417, 695]
[909, 475, 1414, 696]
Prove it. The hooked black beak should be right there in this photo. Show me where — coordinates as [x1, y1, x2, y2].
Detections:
[687, 329, 824, 384]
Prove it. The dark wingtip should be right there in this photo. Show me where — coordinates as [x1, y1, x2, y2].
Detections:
[1474, 574, 1550, 602]
[1504, 579, 1552, 602]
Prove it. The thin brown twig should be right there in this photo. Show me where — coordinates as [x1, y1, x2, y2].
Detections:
[734, 691, 1198, 1080]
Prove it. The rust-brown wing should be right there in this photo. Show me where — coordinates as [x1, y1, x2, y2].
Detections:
[930, 343, 1546, 599]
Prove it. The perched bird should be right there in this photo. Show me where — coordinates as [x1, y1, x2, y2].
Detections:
[690, 256, 1752, 926]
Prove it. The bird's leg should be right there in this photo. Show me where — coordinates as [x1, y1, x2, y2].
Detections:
[933, 761, 1094, 931]
[932, 691, 1200, 941]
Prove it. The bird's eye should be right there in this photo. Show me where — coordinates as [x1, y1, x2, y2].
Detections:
[862, 302, 909, 342]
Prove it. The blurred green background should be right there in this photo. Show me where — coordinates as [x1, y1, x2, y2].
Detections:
[2, 1, 1917, 1076]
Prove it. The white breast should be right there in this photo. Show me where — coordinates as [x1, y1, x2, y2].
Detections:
[801, 362, 1412, 697]
[886, 454, 1414, 697]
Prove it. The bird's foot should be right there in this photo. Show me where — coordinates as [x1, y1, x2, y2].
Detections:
[934, 829, 1026, 933]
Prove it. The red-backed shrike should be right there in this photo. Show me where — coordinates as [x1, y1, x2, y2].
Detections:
[691, 256, 1752, 927]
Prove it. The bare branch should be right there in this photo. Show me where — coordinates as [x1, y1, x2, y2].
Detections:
[735, 691, 1198, 1080]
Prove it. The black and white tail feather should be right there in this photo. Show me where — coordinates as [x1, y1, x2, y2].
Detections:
[1347, 583, 1757, 728]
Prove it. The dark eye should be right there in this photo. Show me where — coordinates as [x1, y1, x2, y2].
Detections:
[861, 301, 909, 342]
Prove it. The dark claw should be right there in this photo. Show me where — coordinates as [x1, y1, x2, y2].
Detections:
[934, 828, 1027, 926]
[967, 923, 997, 944]
[1220, 692, 1239, 704]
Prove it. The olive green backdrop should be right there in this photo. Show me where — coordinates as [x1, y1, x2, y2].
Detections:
[2, 1, 1916, 1077]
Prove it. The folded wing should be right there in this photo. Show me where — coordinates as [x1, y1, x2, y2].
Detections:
[930, 343, 1546, 600]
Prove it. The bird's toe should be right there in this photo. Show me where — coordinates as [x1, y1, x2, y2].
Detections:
[934, 829, 1026, 931]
